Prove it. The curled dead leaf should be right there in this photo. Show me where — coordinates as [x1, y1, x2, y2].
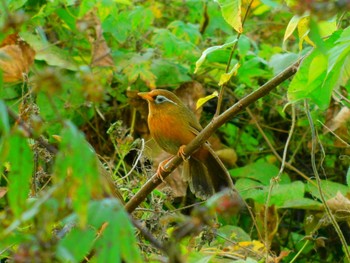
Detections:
[0, 33, 35, 83]
[326, 192, 350, 222]
[78, 10, 114, 68]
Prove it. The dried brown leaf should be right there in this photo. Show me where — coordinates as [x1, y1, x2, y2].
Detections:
[78, 10, 114, 68]
[0, 187, 7, 199]
[0, 33, 35, 82]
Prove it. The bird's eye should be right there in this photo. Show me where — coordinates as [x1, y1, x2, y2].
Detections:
[154, 95, 167, 104]
[154, 95, 177, 105]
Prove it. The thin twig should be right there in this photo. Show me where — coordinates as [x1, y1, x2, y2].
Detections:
[215, 0, 254, 117]
[304, 100, 350, 260]
[318, 120, 350, 147]
[6, 107, 58, 154]
[130, 217, 166, 252]
[117, 138, 145, 181]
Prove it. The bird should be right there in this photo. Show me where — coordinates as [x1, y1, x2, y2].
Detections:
[138, 89, 235, 200]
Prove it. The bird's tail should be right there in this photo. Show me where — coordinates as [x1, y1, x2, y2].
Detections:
[182, 145, 235, 200]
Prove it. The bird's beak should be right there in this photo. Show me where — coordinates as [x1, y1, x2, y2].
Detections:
[138, 92, 153, 101]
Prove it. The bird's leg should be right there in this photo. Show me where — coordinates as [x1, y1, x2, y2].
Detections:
[156, 157, 172, 182]
[178, 145, 190, 161]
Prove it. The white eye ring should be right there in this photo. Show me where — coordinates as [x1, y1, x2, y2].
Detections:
[154, 95, 177, 105]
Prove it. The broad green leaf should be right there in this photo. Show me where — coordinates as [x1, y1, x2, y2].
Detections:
[53, 121, 101, 225]
[230, 159, 290, 185]
[103, 11, 130, 43]
[318, 19, 337, 38]
[281, 198, 322, 210]
[79, 0, 97, 17]
[194, 40, 237, 73]
[218, 63, 240, 86]
[288, 29, 350, 109]
[4, 187, 57, 235]
[237, 56, 270, 86]
[168, 20, 202, 45]
[269, 53, 299, 75]
[88, 199, 142, 263]
[306, 180, 350, 200]
[152, 29, 199, 62]
[57, 227, 96, 263]
[5, 132, 33, 217]
[0, 100, 9, 134]
[196, 91, 218, 109]
[20, 32, 78, 71]
[129, 6, 154, 32]
[151, 60, 191, 87]
[214, 0, 242, 33]
[347, 166, 350, 187]
[121, 54, 157, 88]
[217, 225, 251, 242]
[308, 53, 327, 83]
[236, 178, 305, 207]
[8, 0, 27, 10]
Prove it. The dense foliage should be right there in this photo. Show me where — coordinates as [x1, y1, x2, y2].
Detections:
[0, 0, 349, 262]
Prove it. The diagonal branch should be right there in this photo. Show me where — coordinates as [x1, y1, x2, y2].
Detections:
[125, 58, 302, 213]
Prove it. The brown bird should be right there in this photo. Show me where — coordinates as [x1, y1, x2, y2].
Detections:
[138, 89, 235, 199]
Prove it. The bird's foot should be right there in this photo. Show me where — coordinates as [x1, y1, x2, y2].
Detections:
[156, 158, 171, 182]
[178, 145, 190, 161]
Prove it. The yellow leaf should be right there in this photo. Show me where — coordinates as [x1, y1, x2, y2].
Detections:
[196, 91, 218, 109]
[283, 15, 301, 44]
[218, 63, 240, 86]
[298, 16, 315, 50]
[215, 0, 242, 33]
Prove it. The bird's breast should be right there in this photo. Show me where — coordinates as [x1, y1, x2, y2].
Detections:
[148, 111, 196, 155]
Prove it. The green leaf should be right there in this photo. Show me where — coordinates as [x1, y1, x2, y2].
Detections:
[281, 198, 323, 210]
[5, 132, 33, 217]
[152, 29, 199, 62]
[283, 14, 302, 44]
[168, 20, 201, 45]
[151, 60, 191, 87]
[347, 166, 350, 187]
[79, 0, 97, 17]
[53, 121, 101, 225]
[8, 0, 28, 10]
[288, 29, 350, 109]
[20, 32, 78, 71]
[306, 180, 350, 200]
[0, 100, 9, 134]
[103, 11, 130, 43]
[121, 54, 157, 89]
[57, 227, 96, 263]
[194, 39, 237, 73]
[236, 178, 305, 207]
[269, 53, 299, 75]
[4, 187, 57, 235]
[215, 0, 242, 33]
[88, 199, 142, 263]
[230, 159, 290, 185]
[129, 6, 154, 32]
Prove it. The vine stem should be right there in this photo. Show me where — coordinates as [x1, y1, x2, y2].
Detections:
[304, 100, 350, 260]
[263, 105, 296, 261]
